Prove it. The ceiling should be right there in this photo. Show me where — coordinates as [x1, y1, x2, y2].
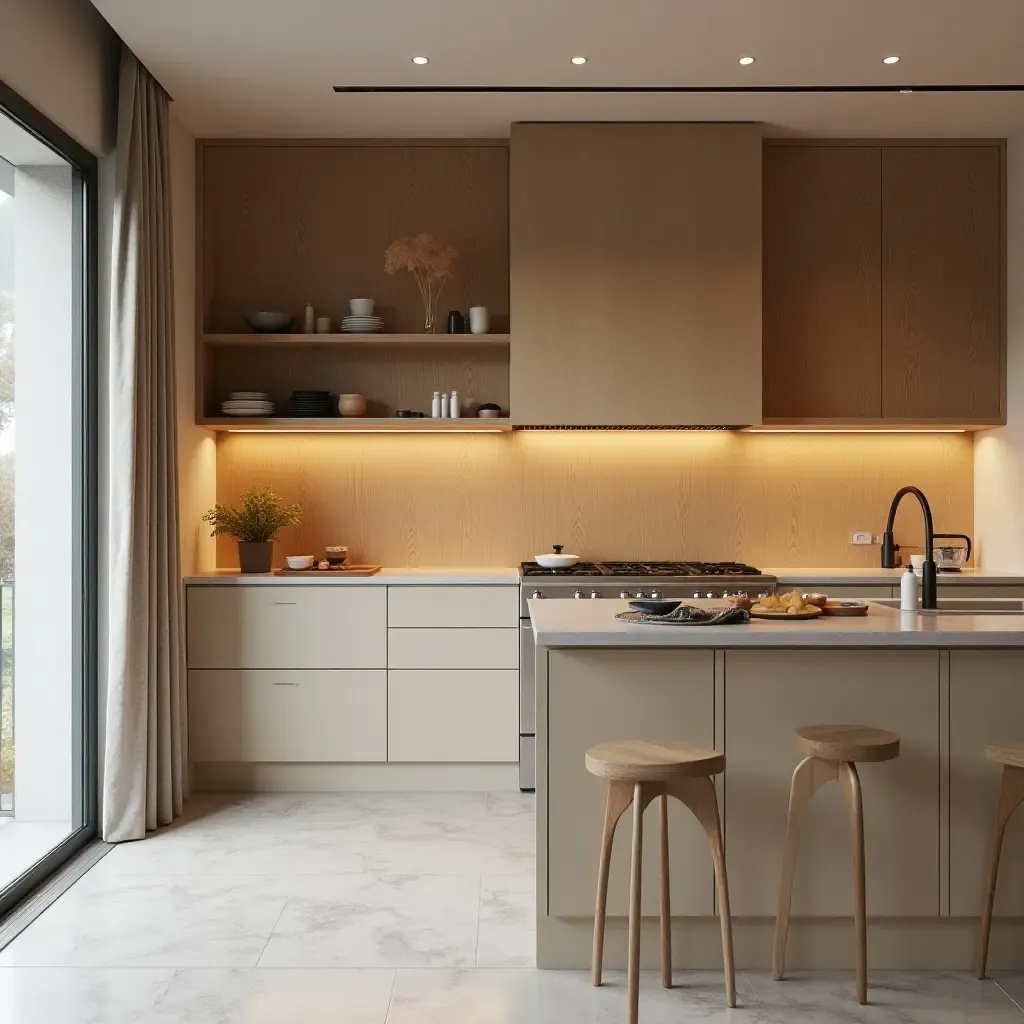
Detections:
[90, 0, 1024, 138]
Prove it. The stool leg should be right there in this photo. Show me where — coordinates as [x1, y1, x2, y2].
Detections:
[977, 765, 1024, 979]
[773, 756, 839, 982]
[671, 776, 736, 1008]
[659, 792, 672, 988]
[839, 762, 867, 1006]
[592, 779, 635, 986]
[627, 782, 648, 1024]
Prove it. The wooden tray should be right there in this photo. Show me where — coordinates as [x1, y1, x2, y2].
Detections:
[749, 606, 823, 620]
[821, 600, 870, 617]
[274, 565, 382, 577]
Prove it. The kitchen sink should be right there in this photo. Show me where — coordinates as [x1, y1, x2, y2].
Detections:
[873, 598, 1024, 615]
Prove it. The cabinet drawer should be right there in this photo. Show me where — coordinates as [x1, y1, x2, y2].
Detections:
[387, 669, 519, 762]
[187, 586, 386, 669]
[387, 628, 519, 669]
[188, 669, 387, 762]
[387, 586, 519, 628]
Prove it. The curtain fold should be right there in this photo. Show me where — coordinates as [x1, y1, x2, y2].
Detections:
[103, 50, 187, 841]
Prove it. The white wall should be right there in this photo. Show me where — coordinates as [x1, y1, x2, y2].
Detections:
[170, 113, 216, 574]
[12, 165, 74, 821]
[975, 132, 1024, 570]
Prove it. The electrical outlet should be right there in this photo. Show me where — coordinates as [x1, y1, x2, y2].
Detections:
[851, 531, 874, 546]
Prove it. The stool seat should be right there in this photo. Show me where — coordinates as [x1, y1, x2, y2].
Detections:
[586, 739, 726, 782]
[794, 724, 900, 763]
[984, 742, 1024, 769]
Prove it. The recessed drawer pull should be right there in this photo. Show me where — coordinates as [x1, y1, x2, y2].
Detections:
[273, 681, 300, 687]
[272, 601, 298, 606]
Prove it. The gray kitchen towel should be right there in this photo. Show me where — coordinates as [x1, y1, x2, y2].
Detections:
[616, 605, 750, 626]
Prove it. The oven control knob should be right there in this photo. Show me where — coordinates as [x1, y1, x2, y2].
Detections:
[620, 591, 630, 599]
[590, 591, 601, 599]
[706, 592, 715, 600]
[573, 590, 583, 599]
[650, 590, 662, 599]
[693, 591, 701, 599]
[532, 590, 542, 599]
[634, 591, 648, 599]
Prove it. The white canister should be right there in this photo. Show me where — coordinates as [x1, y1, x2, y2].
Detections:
[441, 392, 450, 418]
[431, 391, 442, 418]
[469, 306, 490, 334]
[450, 390, 460, 418]
[900, 566, 919, 611]
[316, 315, 332, 334]
[304, 303, 316, 333]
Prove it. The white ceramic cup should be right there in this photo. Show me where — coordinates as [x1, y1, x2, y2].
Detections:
[350, 298, 374, 316]
[285, 555, 315, 570]
[910, 554, 926, 573]
[316, 316, 332, 333]
[469, 306, 490, 334]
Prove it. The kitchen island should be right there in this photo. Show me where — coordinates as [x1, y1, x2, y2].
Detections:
[530, 599, 1024, 972]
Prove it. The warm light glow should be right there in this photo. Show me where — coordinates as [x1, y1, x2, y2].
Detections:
[570, 56, 588, 65]
[883, 55, 901, 64]
[411, 55, 429, 65]
[226, 428, 507, 434]
[746, 428, 966, 434]
[738, 56, 755, 65]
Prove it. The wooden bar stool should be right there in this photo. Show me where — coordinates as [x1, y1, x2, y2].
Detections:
[976, 742, 1024, 979]
[773, 724, 901, 1006]
[586, 739, 735, 1023]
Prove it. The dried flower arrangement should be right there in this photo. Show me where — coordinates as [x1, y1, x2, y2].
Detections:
[384, 233, 458, 333]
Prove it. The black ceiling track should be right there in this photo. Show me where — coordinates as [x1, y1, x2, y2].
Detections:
[334, 83, 1024, 94]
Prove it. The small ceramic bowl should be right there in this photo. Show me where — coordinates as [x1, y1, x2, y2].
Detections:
[338, 393, 367, 416]
[325, 545, 348, 566]
[244, 311, 294, 333]
[349, 298, 375, 316]
[286, 555, 315, 570]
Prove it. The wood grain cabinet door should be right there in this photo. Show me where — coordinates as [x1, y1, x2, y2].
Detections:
[763, 145, 882, 419]
[881, 145, 1004, 421]
[510, 123, 762, 426]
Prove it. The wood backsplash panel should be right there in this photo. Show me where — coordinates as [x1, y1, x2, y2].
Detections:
[213, 432, 973, 569]
[201, 142, 509, 333]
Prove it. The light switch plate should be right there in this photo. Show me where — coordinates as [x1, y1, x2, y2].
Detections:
[851, 531, 874, 546]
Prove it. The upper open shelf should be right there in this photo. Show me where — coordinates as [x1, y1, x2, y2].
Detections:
[203, 333, 510, 347]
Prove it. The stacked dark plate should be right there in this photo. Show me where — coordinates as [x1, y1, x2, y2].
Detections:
[288, 390, 334, 417]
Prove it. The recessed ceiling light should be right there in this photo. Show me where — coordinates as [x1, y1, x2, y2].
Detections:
[883, 55, 900, 64]
[738, 56, 755, 65]
[411, 56, 429, 65]
[570, 56, 588, 65]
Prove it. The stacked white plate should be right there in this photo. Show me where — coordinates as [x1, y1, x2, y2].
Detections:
[221, 391, 275, 417]
[340, 315, 383, 333]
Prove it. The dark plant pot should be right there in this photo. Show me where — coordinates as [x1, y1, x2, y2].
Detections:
[238, 541, 273, 574]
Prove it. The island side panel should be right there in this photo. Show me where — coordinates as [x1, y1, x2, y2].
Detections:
[545, 648, 716, 918]
[724, 648, 941, 918]
[949, 649, 1024, 917]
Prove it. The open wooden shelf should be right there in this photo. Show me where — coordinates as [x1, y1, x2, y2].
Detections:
[203, 332, 510, 347]
[200, 417, 513, 432]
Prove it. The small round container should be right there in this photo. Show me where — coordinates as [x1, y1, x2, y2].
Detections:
[285, 555, 315, 570]
[349, 298, 375, 316]
[338, 393, 367, 416]
[325, 545, 348, 566]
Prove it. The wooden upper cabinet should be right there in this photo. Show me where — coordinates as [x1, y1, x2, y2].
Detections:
[881, 145, 1004, 421]
[763, 146, 882, 419]
[510, 123, 762, 426]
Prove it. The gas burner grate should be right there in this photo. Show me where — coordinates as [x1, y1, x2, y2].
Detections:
[598, 561, 763, 577]
[520, 561, 605, 577]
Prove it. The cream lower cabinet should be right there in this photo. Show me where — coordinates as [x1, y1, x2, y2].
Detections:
[189, 669, 387, 762]
[724, 649, 941, 918]
[949, 650, 1024, 917]
[546, 648, 716, 918]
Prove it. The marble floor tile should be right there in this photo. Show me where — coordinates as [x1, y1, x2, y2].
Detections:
[485, 791, 536, 819]
[386, 968, 760, 1023]
[149, 967, 396, 1023]
[745, 970, 1024, 1022]
[996, 973, 1024, 1012]
[0, 872, 289, 968]
[477, 875, 535, 967]
[258, 872, 481, 969]
[0, 967, 176, 1024]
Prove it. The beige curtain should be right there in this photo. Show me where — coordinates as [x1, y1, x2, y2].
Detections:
[103, 51, 187, 841]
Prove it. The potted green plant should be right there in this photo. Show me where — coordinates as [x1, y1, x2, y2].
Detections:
[202, 487, 302, 574]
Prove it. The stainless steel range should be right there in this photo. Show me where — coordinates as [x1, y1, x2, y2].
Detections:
[517, 561, 776, 790]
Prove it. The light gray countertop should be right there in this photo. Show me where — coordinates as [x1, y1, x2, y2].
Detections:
[529, 598, 1024, 648]
[766, 567, 1024, 586]
[184, 567, 520, 586]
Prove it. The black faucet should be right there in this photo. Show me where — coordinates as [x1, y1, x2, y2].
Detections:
[881, 486, 937, 609]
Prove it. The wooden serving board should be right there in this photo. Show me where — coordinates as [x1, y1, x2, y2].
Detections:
[749, 606, 823, 620]
[274, 565, 382, 577]
[821, 601, 870, 617]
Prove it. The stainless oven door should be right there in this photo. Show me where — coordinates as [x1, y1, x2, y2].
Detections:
[519, 618, 535, 734]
